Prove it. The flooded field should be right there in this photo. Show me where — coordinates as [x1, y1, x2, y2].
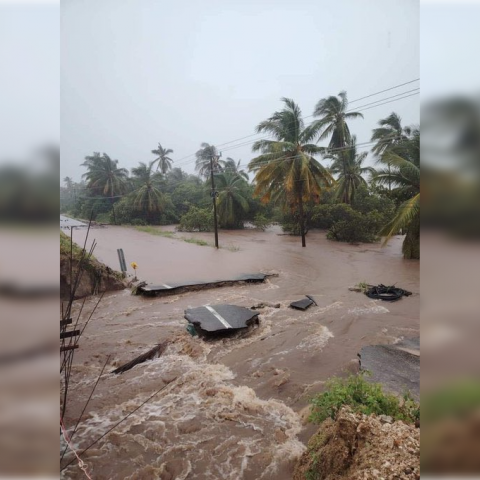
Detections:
[62, 226, 419, 479]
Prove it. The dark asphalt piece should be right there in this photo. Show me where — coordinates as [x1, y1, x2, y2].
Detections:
[138, 273, 267, 296]
[184, 304, 259, 333]
[290, 297, 315, 310]
[359, 337, 420, 400]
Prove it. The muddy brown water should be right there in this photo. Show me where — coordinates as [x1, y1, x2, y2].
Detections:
[62, 226, 419, 480]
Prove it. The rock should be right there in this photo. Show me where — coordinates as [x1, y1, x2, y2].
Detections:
[379, 415, 394, 424]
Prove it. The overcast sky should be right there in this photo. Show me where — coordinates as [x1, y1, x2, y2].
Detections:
[60, 0, 419, 182]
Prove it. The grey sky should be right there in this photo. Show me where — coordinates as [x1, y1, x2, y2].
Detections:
[61, 0, 419, 182]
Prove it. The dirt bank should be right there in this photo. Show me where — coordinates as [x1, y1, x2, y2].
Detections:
[60, 232, 126, 299]
[294, 407, 420, 480]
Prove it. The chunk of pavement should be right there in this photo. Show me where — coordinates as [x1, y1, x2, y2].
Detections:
[184, 304, 259, 333]
[111, 342, 168, 374]
[290, 296, 316, 311]
[359, 337, 420, 400]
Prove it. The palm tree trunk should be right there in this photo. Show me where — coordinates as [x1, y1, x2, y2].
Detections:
[402, 214, 420, 259]
[298, 190, 306, 247]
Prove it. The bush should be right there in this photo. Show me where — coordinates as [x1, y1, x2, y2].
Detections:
[327, 210, 384, 243]
[309, 373, 419, 424]
[311, 203, 356, 230]
[178, 206, 214, 232]
[253, 213, 271, 231]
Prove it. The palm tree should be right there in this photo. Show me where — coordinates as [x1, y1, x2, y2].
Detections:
[248, 98, 334, 247]
[374, 128, 420, 259]
[371, 112, 412, 156]
[151, 143, 174, 174]
[215, 172, 250, 228]
[223, 157, 249, 181]
[81, 153, 129, 198]
[371, 112, 412, 190]
[327, 136, 375, 204]
[130, 161, 165, 223]
[195, 143, 225, 178]
[63, 176, 73, 190]
[313, 91, 364, 149]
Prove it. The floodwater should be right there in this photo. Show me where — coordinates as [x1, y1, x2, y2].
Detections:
[61, 226, 419, 480]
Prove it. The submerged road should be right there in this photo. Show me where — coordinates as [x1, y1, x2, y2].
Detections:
[63, 225, 419, 480]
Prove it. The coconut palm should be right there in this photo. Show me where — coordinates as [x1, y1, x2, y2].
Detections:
[81, 153, 129, 198]
[371, 112, 412, 156]
[195, 143, 225, 178]
[223, 157, 249, 181]
[151, 143, 174, 174]
[326, 136, 376, 204]
[371, 112, 412, 191]
[248, 97, 334, 247]
[313, 91, 364, 149]
[215, 172, 250, 228]
[63, 176, 73, 190]
[130, 161, 165, 223]
[374, 128, 420, 259]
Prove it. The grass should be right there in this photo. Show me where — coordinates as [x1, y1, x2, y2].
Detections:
[356, 281, 369, 293]
[135, 225, 240, 250]
[135, 226, 175, 238]
[309, 372, 419, 424]
[182, 237, 210, 246]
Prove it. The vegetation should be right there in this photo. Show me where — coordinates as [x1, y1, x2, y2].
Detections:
[248, 98, 334, 247]
[374, 127, 420, 258]
[60, 97, 419, 258]
[309, 373, 419, 425]
[177, 206, 214, 232]
[151, 143, 174, 174]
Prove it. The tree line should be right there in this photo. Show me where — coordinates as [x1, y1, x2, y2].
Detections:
[61, 90, 419, 259]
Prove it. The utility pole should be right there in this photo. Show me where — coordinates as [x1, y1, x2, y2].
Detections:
[210, 152, 220, 248]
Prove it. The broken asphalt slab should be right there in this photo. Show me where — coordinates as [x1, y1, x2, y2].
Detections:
[136, 273, 269, 297]
[359, 337, 420, 400]
[290, 295, 317, 311]
[184, 304, 259, 333]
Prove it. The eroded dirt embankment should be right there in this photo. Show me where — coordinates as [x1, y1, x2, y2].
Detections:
[60, 232, 126, 299]
[294, 407, 420, 480]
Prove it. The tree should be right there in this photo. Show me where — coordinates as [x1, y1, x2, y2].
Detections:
[130, 161, 166, 224]
[371, 112, 412, 190]
[223, 157, 249, 181]
[215, 172, 250, 228]
[63, 176, 73, 190]
[151, 143, 174, 174]
[195, 143, 225, 178]
[313, 91, 363, 149]
[374, 128, 420, 259]
[81, 153, 129, 198]
[326, 136, 375, 204]
[371, 112, 412, 156]
[248, 98, 334, 247]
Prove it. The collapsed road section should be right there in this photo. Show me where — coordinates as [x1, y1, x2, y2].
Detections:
[359, 337, 420, 400]
[185, 304, 259, 336]
[134, 273, 270, 297]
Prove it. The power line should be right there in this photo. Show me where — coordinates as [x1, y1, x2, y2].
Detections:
[174, 86, 420, 167]
[172, 78, 420, 168]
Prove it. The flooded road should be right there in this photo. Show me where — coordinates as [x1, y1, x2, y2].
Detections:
[62, 226, 419, 479]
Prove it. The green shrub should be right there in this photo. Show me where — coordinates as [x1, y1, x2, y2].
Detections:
[95, 212, 112, 224]
[311, 203, 356, 230]
[253, 213, 271, 231]
[178, 206, 214, 232]
[309, 373, 419, 424]
[326, 210, 384, 243]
